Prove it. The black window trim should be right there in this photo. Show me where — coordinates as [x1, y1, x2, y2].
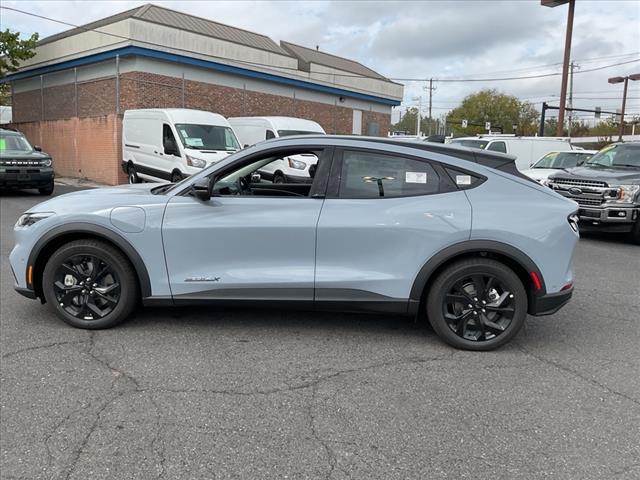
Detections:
[176, 145, 335, 200]
[327, 147, 465, 200]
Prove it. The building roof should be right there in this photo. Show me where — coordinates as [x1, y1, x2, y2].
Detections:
[38, 3, 288, 56]
[280, 41, 388, 81]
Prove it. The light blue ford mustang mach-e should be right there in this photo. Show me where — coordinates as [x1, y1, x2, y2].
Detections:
[10, 136, 579, 350]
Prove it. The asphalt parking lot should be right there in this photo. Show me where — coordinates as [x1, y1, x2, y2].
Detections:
[1, 185, 639, 480]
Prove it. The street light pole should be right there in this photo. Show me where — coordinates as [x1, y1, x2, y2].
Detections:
[608, 73, 640, 142]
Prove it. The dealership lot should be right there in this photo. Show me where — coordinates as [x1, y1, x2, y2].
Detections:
[1, 186, 639, 479]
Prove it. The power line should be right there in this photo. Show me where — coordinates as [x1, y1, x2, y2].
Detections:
[2, 5, 639, 84]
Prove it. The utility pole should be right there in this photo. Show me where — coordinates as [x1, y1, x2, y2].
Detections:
[567, 61, 579, 136]
[542, 0, 575, 137]
[416, 96, 422, 139]
[425, 78, 436, 136]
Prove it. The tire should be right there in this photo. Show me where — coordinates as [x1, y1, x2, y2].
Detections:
[426, 258, 528, 351]
[38, 181, 54, 196]
[127, 164, 140, 184]
[42, 240, 139, 329]
[630, 221, 640, 245]
[273, 172, 285, 184]
[171, 171, 183, 183]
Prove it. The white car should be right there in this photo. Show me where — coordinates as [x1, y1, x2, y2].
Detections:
[122, 109, 241, 184]
[228, 116, 326, 183]
[521, 150, 597, 183]
[448, 136, 577, 171]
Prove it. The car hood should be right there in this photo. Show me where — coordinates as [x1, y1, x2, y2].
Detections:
[549, 166, 640, 184]
[27, 183, 170, 214]
[0, 151, 51, 160]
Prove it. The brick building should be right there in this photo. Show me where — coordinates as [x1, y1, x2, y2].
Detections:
[1, 4, 403, 185]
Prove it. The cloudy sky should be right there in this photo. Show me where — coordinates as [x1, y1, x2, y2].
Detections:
[2, 0, 639, 123]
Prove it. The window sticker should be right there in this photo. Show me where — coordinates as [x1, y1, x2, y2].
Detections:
[456, 175, 472, 185]
[0, 139, 5, 151]
[405, 171, 427, 184]
[180, 129, 189, 137]
[185, 137, 204, 147]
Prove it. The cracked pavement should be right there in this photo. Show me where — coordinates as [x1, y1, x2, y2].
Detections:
[1, 186, 639, 479]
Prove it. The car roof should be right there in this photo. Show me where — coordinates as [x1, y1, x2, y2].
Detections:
[0, 128, 22, 136]
[261, 134, 532, 181]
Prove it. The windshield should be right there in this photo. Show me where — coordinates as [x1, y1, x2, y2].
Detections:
[586, 144, 640, 168]
[533, 151, 593, 169]
[0, 132, 34, 154]
[175, 124, 240, 151]
[449, 139, 489, 150]
[277, 130, 322, 137]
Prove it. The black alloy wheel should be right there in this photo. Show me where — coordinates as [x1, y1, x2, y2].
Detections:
[42, 240, 138, 329]
[171, 171, 183, 183]
[128, 164, 139, 184]
[426, 258, 527, 351]
[442, 274, 515, 342]
[53, 254, 121, 321]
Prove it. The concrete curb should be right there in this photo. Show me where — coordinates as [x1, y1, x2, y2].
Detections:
[54, 177, 108, 188]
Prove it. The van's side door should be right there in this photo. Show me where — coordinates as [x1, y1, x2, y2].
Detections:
[314, 148, 472, 310]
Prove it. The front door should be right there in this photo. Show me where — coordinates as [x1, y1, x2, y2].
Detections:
[161, 146, 331, 302]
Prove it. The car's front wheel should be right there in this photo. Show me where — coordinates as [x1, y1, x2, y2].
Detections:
[42, 240, 138, 329]
[38, 180, 54, 195]
[426, 258, 528, 351]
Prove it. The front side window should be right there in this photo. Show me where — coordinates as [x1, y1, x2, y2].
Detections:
[487, 141, 507, 153]
[175, 123, 240, 151]
[338, 150, 439, 198]
[0, 132, 34, 154]
[533, 152, 588, 169]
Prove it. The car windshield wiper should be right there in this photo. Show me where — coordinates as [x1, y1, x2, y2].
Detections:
[612, 164, 640, 169]
[586, 162, 609, 167]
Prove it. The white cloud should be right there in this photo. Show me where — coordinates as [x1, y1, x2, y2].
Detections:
[3, 0, 639, 117]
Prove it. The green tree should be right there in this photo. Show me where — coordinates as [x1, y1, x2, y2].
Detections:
[391, 107, 431, 136]
[446, 89, 539, 136]
[0, 29, 39, 105]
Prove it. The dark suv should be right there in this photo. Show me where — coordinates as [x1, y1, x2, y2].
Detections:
[0, 128, 54, 195]
[547, 142, 640, 243]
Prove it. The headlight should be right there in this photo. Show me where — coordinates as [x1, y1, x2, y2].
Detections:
[287, 157, 306, 170]
[612, 185, 640, 204]
[186, 155, 206, 168]
[16, 212, 55, 228]
[42, 158, 52, 167]
[540, 178, 552, 187]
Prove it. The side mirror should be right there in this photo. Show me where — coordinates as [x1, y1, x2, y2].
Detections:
[164, 139, 179, 156]
[243, 144, 250, 149]
[250, 172, 261, 183]
[192, 177, 211, 201]
[34, 145, 42, 152]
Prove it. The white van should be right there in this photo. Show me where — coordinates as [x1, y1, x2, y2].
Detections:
[122, 109, 240, 184]
[228, 116, 326, 183]
[448, 136, 576, 171]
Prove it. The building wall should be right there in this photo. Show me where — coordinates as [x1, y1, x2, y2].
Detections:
[11, 66, 391, 185]
[16, 115, 125, 185]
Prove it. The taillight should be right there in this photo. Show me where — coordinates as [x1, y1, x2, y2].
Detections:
[530, 271, 542, 291]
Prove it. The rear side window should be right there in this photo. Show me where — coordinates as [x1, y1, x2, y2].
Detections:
[338, 150, 439, 198]
[487, 141, 507, 153]
[265, 130, 276, 140]
[444, 167, 484, 190]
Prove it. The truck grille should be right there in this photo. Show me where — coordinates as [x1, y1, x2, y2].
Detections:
[548, 177, 611, 207]
[0, 159, 49, 167]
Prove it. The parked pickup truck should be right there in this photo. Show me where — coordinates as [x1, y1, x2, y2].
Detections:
[547, 142, 640, 243]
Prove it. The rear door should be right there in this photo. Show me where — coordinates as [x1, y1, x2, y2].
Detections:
[315, 148, 472, 307]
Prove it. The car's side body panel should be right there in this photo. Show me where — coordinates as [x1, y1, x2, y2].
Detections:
[465, 172, 578, 294]
[162, 195, 324, 299]
[315, 191, 472, 304]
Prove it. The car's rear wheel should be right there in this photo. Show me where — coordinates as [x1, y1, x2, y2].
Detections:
[426, 258, 527, 351]
[42, 240, 138, 329]
[38, 181, 54, 195]
[128, 164, 139, 184]
[273, 172, 285, 183]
